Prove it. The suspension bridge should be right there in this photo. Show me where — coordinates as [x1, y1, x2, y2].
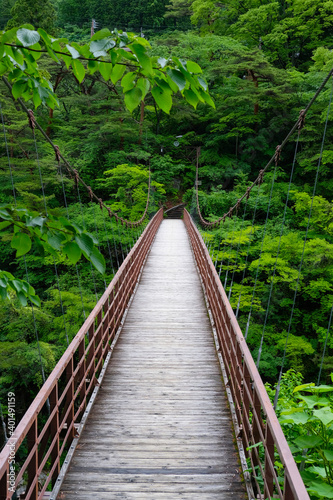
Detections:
[1, 68, 333, 500]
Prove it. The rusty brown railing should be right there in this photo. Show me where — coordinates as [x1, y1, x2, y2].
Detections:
[184, 209, 309, 500]
[0, 209, 163, 500]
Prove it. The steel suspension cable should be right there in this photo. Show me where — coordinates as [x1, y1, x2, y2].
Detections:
[31, 123, 70, 347]
[228, 195, 250, 301]
[256, 131, 301, 376]
[236, 184, 262, 320]
[192, 66, 333, 229]
[2, 76, 151, 228]
[317, 302, 333, 385]
[274, 76, 333, 408]
[58, 159, 86, 320]
[75, 181, 98, 302]
[245, 164, 278, 344]
[1, 103, 50, 411]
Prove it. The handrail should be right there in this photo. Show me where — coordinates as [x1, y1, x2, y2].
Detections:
[183, 209, 310, 500]
[0, 208, 163, 500]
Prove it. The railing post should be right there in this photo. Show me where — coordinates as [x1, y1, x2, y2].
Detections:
[264, 423, 275, 499]
[50, 385, 60, 487]
[26, 419, 38, 499]
[78, 338, 86, 413]
[66, 357, 75, 440]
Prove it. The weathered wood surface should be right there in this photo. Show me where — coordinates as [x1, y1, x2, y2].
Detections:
[58, 220, 247, 499]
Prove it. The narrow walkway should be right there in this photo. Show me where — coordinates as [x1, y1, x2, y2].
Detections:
[59, 220, 246, 499]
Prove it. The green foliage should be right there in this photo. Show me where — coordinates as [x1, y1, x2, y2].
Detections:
[0, 204, 106, 275]
[6, 0, 56, 33]
[266, 373, 333, 499]
[0, 26, 214, 113]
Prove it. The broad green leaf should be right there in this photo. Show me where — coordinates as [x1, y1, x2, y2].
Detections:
[137, 78, 150, 99]
[17, 291, 27, 306]
[99, 61, 112, 81]
[25, 42, 41, 60]
[45, 44, 59, 63]
[198, 88, 215, 108]
[37, 28, 51, 45]
[151, 85, 172, 114]
[11, 232, 32, 257]
[10, 47, 24, 66]
[26, 216, 44, 228]
[66, 44, 80, 59]
[308, 466, 328, 478]
[62, 54, 71, 69]
[2, 28, 18, 43]
[313, 407, 333, 426]
[88, 59, 99, 74]
[323, 449, 333, 461]
[183, 89, 199, 109]
[12, 80, 26, 99]
[90, 38, 116, 57]
[166, 68, 186, 91]
[197, 76, 208, 91]
[75, 233, 94, 256]
[0, 221, 12, 230]
[294, 383, 316, 392]
[16, 28, 40, 47]
[279, 410, 309, 425]
[72, 59, 85, 83]
[124, 87, 142, 113]
[111, 64, 126, 84]
[121, 71, 136, 91]
[294, 434, 324, 449]
[89, 247, 106, 274]
[32, 88, 42, 108]
[47, 233, 65, 251]
[131, 43, 152, 74]
[158, 57, 167, 68]
[11, 279, 23, 292]
[297, 394, 330, 408]
[29, 294, 41, 307]
[187, 60, 202, 73]
[313, 385, 333, 392]
[91, 28, 112, 41]
[63, 242, 81, 265]
[307, 481, 333, 499]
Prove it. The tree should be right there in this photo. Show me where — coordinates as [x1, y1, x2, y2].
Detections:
[6, 0, 57, 33]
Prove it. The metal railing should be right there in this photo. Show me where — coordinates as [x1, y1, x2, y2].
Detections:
[184, 209, 310, 500]
[0, 209, 163, 500]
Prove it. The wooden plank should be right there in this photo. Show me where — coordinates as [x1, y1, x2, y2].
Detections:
[58, 220, 246, 500]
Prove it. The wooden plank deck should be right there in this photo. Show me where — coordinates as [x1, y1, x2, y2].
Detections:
[58, 220, 247, 499]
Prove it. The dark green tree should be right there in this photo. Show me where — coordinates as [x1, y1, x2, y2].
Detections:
[6, 0, 57, 32]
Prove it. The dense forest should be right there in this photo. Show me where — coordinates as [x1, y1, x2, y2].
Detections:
[1, 0, 333, 497]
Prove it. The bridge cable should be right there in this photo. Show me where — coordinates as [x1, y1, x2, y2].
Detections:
[223, 210, 241, 290]
[57, 156, 87, 320]
[193, 65, 333, 229]
[1, 103, 50, 410]
[245, 163, 278, 343]
[317, 302, 333, 385]
[227, 194, 250, 301]
[274, 75, 333, 408]
[2, 77, 152, 229]
[100, 206, 116, 274]
[87, 192, 107, 290]
[256, 123, 302, 379]
[29, 115, 70, 347]
[236, 184, 262, 319]
[75, 179, 99, 302]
